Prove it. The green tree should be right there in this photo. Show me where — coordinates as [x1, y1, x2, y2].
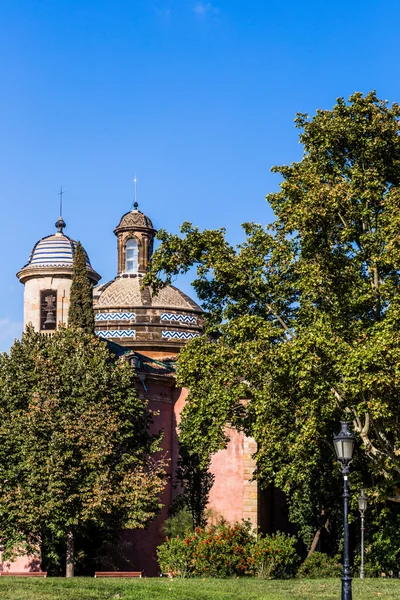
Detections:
[0, 327, 166, 576]
[68, 242, 95, 332]
[170, 443, 215, 528]
[144, 92, 400, 551]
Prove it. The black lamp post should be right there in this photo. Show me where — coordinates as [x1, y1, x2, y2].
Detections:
[358, 489, 367, 579]
[333, 421, 356, 600]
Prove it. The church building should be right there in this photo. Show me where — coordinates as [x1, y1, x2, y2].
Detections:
[5, 199, 269, 575]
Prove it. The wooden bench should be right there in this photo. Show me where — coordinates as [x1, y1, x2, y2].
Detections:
[0, 572, 47, 577]
[94, 571, 142, 578]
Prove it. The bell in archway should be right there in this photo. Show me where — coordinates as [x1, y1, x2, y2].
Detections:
[43, 293, 57, 329]
[44, 310, 56, 327]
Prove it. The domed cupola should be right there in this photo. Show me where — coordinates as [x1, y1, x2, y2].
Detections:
[114, 202, 157, 276]
[17, 218, 101, 332]
[94, 202, 203, 357]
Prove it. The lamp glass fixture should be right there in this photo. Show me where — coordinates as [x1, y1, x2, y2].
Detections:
[333, 421, 355, 464]
[358, 489, 368, 512]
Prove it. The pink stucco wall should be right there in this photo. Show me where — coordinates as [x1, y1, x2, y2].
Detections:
[127, 385, 246, 575]
[126, 381, 188, 575]
[208, 428, 244, 522]
[0, 552, 41, 573]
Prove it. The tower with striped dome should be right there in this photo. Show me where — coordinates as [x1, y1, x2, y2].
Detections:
[17, 217, 101, 332]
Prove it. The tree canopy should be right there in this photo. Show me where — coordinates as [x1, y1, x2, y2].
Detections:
[0, 327, 166, 575]
[144, 92, 400, 554]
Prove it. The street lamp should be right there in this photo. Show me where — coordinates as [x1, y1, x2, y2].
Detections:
[333, 421, 356, 600]
[358, 489, 367, 579]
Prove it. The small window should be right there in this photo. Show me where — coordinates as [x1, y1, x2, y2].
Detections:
[125, 238, 138, 273]
[40, 289, 57, 330]
[148, 239, 154, 263]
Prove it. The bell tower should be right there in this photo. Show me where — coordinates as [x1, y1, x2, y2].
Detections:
[113, 202, 157, 276]
[17, 218, 101, 332]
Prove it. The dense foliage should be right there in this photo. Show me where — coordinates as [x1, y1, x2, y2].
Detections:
[68, 241, 95, 333]
[157, 520, 298, 578]
[0, 327, 166, 575]
[251, 533, 299, 579]
[362, 503, 400, 576]
[144, 92, 400, 558]
[296, 552, 342, 579]
[163, 509, 195, 539]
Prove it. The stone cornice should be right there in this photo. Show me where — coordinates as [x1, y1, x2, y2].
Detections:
[17, 265, 101, 285]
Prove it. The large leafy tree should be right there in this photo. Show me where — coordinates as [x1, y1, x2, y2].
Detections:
[0, 327, 166, 576]
[68, 241, 95, 333]
[144, 92, 400, 550]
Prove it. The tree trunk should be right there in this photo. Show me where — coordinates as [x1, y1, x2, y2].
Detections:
[66, 529, 75, 578]
[307, 513, 329, 558]
[307, 528, 321, 558]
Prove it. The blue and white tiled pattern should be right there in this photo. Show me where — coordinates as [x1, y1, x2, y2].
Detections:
[161, 313, 197, 325]
[162, 331, 200, 340]
[96, 330, 136, 339]
[27, 234, 92, 268]
[95, 312, 136, 321]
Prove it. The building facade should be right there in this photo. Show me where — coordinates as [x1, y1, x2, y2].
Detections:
[4, 201, 265, 575]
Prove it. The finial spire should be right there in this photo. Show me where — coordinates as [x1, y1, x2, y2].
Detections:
[133, 176, 138, 210]
[58, 186, 65, 217]
[55, 186, 66, 233]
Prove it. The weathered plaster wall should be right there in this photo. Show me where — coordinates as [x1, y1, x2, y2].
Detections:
[208, 428, 245, 522]
[0, 552, 41, 573]
[126, 381, 187, 576]
[23, 276, 72, 331]
[126, 386, 258, 575]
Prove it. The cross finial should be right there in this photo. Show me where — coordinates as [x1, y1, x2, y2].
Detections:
[55, 186, 66, 233]
[58, 186, 65, 218]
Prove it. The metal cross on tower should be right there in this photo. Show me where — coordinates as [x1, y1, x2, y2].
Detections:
[58, 186, 65, 218]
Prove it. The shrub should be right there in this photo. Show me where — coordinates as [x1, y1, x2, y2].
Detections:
[157, 519, 254, 577]
[249, 533, 299, 579]
[156, 536, 192, 577]
[296, 552, 342, 578]
[190, 520, 254, 577]
[157, 519, 300, 579]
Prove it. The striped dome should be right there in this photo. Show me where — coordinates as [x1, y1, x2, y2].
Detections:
[17, 223, 101, 285]
[25, 233, 92, 269]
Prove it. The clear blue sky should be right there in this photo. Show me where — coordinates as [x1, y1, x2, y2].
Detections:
[1, 0, 399, 351]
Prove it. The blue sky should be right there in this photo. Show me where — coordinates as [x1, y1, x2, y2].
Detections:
[1, 0, 399, 351]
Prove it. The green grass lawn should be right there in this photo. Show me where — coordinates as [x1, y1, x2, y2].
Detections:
[0, 578, 399, 600]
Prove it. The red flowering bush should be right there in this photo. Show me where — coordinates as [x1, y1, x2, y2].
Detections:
[190, 520, 254, 577]
[157, 520, 253, 577]
[157, 520, 299, 578]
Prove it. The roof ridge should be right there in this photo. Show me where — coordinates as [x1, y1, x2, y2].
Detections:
[133, 351, 176, 371]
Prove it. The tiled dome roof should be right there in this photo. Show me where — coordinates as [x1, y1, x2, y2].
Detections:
[114, 205, 155, 233]
[24, 233, 92, 269]
[93, 277, 201, 312]
[93, 277, 203, 349]
[17, 231, 101, 284]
